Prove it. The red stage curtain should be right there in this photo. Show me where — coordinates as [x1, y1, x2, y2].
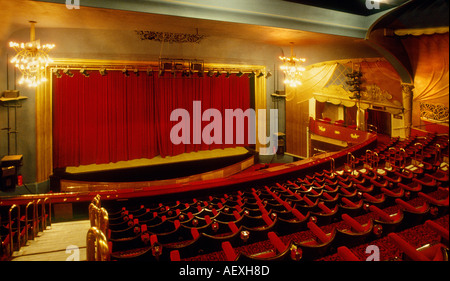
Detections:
[53, 71, 250, 168]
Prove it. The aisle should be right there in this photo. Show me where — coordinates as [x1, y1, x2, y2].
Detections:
[11, 220, 90, 261]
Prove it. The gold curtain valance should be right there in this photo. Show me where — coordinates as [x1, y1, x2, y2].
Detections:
[395, 27, 449, 37]
[313, 84, 404, 115]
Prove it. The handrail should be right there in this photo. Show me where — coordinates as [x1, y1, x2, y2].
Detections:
[35, 198, 44, 232]
[330, 158, 335, 174]
[399, 148, 407, 169]
[346, 152, 352, 166]
[372, 152, 379, 171]
[86, 226, 110, 261]
[386, 147, 396, 169]
[434, 144, 441, 165]
[345, 153, 355, 173]
[43, 197, 52, 229]
[365, 150, 373, 170]
[25, 201, 35, 241]
[364, 149, 380, 171]
[368, 124, 377, 133]
[40, 198, 46, 231]
[413, 143, 424, 165]
[1, 198, 53, 257]
[8, 204, 20, 255]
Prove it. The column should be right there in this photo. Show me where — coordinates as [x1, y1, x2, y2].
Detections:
[401, 83, 414, 138]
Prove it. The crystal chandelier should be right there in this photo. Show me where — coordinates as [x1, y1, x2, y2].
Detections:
[279, 43, 306, 87]
[9, 21, 55, 87]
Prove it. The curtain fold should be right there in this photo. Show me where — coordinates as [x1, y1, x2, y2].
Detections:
[254, 73, 267, 153]
[401, 33, 449, 125]
[285, 63, 337, 158]
[285, 64, 338, 103]
[53, 71, 250, 168]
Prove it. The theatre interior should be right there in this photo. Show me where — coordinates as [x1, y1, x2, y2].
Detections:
[0, 0, 448, 263]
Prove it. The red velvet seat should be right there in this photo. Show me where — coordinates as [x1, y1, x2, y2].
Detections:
[413, 174, 438, 192]
[369, 205, 404, 236]
[334, 120, 344, 126]
[98, 133, 449, 262]
[312, 203, 339, 226]
[320, 192, 340, 208]
[239, 213, 278, 243]
[398, 181, 422, 198]
[418, 191, 449, 216]
[222, 232, 300, 261]
[239, 232, 299, 261]
[381, 187, 404, 204]
[298, 221, 336, 260]
[294, 195, 320, 213]
[363, 192, 386, 208]
[395, 198, 430, 227]
[337, 246, 360, 261]
[428, 168, 449, 186]
[388, 232, 448, 261]
[336, 214, 374, 247]
[425, 220, 449, 247]
[339, 198, 364, 217]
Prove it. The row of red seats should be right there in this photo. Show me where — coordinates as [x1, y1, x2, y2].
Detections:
[336, 218, 449, 261]
[97, 134, 449, 261]
[0, 198, 51, 260]
[179, 187, 448, 261]
[105, 167, 448, 260]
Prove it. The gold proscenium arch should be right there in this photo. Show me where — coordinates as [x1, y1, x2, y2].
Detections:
[35, 58, 267, 183]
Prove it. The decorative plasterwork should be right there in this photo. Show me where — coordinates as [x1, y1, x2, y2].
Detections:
[314, 84, 403, 114]
[315, 85, 356, 107]
[420, 102, 449, 122]
[135, 30, 206, 43]
[362, 85, 401, 106]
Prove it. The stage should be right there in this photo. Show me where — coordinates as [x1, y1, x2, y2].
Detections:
[56, 148, 256, 193]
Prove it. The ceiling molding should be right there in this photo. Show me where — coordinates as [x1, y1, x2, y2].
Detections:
[33, 0, 373, 38]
